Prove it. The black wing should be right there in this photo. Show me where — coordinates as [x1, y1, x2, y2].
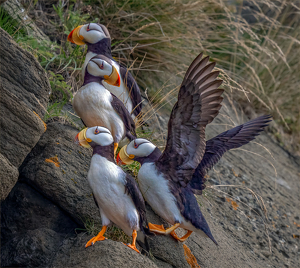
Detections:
[110, 93, 137, 141]
[190, 115, 272, 194]
[156, 53, 224, 187]
[119, 66, 143, 117]
[92, 193, 99, 208]
[176, 185, 218, 244]
[124, 173, 148, 231]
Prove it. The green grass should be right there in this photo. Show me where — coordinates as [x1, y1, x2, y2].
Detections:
[77, 218, 131, 244]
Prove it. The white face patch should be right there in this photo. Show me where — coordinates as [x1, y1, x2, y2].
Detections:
[86, 126, 114, 146]
[126, 138, 156, 157]
[87, 59, 112, 77]
[79, 23, 107, 44]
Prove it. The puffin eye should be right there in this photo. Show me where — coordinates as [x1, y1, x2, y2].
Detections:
[87, 23, 90, 31]
[94, 127, 100, 134]
[100, 62, 104, 69]
[134, 141, 139, 149]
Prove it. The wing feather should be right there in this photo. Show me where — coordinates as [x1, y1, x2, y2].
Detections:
[190, 115, 272, 194]
[124, 173, 148, 230]
[156, 53, 224, 187]
[110, 94, 136, 141]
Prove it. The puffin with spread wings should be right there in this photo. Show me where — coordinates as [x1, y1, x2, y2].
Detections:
[75, 126, 149, 253]
[73, 55, 136, 153]
[68, 23, 142, 119]
[117, 53, 272, 244]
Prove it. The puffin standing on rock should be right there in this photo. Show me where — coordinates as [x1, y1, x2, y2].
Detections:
[118, 52, 224, 244]
[73, 55, 136, 153]
[117, 53, 272, 244]
[75, 126, 149, 253]
[68, 23, 142, 119]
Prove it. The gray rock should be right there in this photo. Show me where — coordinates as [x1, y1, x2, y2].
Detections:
[153, 258, 173, 268]
[1, 228, 63, 267]
[19, 121, 100, 225]
[0, 28, 50, 200]
[1, 182, 78, 243]
[0, 28, 50, 115]
[50, 233, 159, 268]
[0, 88, 46, 168]
[0, 153, 18, 201]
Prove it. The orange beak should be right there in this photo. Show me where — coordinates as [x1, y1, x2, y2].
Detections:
[116, 152, 126, 165]
[104, 66, 121, 87]
[74, 128, 91, 148]
[117, 145, 134, 165]
[67, 25, 86, 45]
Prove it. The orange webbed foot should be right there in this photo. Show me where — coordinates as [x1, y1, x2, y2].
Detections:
[85, 234, 107, 248]
[123, 242, 140, 253]
[148, 222, 180, 235]
[85, 226, 107, 248]
[123, 230, 140, 253]
[148, 223, 166, 234]
[170, 230, 193, 242]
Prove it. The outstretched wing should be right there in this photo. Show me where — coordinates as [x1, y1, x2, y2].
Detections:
[119, 66, 143, 117]
[156, 53, 224, 187]
[124, 173, 148, 230]
[110, 93, 136, 141]
[190, 115, 272, 194]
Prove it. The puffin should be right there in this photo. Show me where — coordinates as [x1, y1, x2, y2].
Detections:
[73, 55, 136, 153]
[117, 115, 271, 243]
[68, 23, 142, 119]
[117, 52, 224, 244]
[75, 126, 149, 253]
[117, 53, 272, 244]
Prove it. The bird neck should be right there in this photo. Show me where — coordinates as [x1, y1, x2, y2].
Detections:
[92, 143, 115, 163]
[87, 38, 113, 59]
[134, 147, 162, 165]
[82, 68, 104, 86]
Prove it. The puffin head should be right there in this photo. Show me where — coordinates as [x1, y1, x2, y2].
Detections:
[86, 56, 121, 87]
[67, 23, 110, 45]
[75, 126, 114, 148]
[116, 138, 156, 165]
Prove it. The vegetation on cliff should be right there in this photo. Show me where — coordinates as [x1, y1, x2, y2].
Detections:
[1, 0, 299, 155]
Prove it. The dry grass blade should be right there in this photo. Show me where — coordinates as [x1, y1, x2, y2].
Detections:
[208, 185, 272, 252]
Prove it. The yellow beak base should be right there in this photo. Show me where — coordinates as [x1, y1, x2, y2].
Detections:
[104, 66, 121, 87]
[77, 128, 91, 148]
[118, 145, 134, 165]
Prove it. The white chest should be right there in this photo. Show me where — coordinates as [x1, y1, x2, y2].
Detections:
[72, 83, 124, 142]
[138, 163, 181, 224]
[87, 155, 139, 234]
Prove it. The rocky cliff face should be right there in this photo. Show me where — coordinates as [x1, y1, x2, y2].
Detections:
[0, 27, 50, 201]
[0, 26, 299, 268]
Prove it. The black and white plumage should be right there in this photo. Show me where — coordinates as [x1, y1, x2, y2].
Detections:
[118, 117, 271, 245]
[117, 53, 272, 245]
[117, 53, 224, 244]
[75, 126, 148, 253]
[72, 56, 136, 150]
[68, 23, 142, 118]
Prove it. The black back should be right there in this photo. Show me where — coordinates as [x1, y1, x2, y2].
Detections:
[110, 94, 137, 141]
[119, 66, 143, 117]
